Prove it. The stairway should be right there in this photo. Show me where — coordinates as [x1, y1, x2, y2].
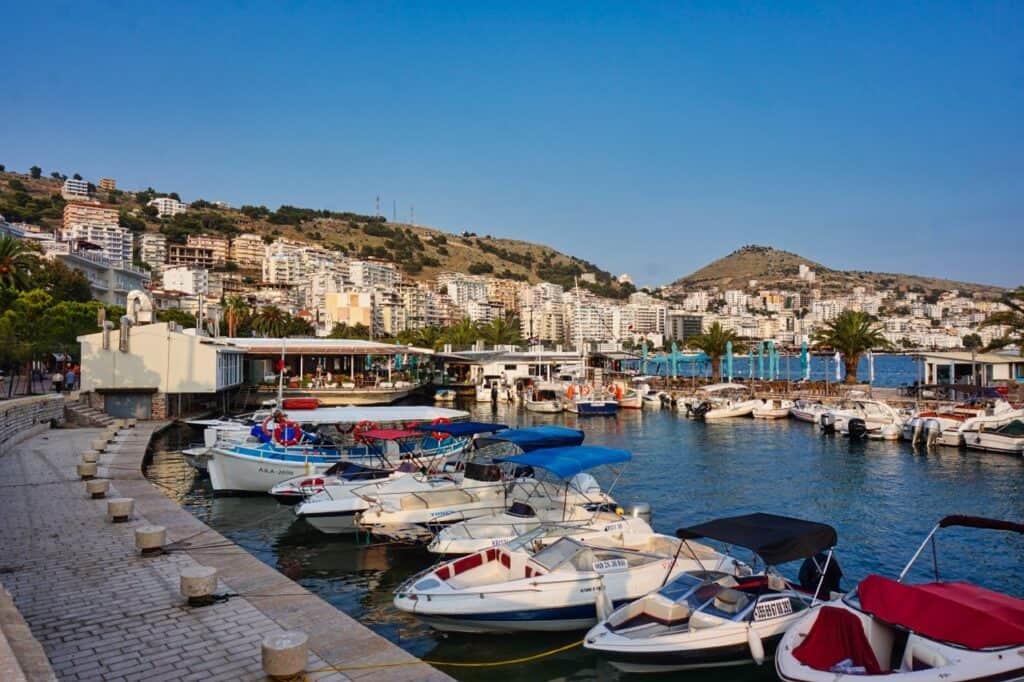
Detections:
[64, 398, 115, 427]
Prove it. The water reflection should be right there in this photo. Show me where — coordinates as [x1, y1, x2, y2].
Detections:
[150, 397, 1024, 681]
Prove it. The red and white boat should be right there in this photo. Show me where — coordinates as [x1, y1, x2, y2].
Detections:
[776, 515, 1024, 682]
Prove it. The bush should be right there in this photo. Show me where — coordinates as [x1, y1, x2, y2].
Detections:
[468, 262, 494, 275]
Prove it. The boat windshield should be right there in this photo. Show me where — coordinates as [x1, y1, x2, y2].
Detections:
[529, 538, 660, 572]
[656, 572, 754, 621]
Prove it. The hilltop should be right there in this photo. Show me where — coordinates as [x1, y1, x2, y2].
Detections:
[664, 245, 1004, 298]
[0, 169, 634, 298]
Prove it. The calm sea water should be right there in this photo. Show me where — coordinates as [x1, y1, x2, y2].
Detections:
[646, 352, 921, 387]
[151, 355, 1024, 681]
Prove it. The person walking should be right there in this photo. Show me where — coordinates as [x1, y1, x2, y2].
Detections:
[51, 369, 63, 393]
[65, 367, 76, 392]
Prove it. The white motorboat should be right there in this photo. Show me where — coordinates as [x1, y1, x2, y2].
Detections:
[355, 426, 587, 541]
[614, 384, 643, 410]
[965, 418, 1024, 455]
[585, 513, 842, 672]
[394, 528, 747, 633]
[427, 445, 632, 555]
[476, 376, 513, 403]
[945, 401, 1024, 448]
[683, 383, 761, 420]
[752, 399, 795, 419]
[642, 391, 666, 409]
[789, 400, 830, 424]
[206, 406, 469, 493]
[819, 397, 906, 440]
[775, 515, 1024, 682]
[564, 384, 620, 416]
[523, 385, 564, 413]
[433, 388, 457, 403]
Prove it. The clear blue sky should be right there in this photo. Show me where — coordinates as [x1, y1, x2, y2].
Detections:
[3, 2, 1022, 288]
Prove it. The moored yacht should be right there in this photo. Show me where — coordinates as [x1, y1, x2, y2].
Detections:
[753, 399, 796, 419]
[965, 418, 1024, 455]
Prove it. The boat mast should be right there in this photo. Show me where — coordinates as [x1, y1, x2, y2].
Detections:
[277, 338, 285, 406]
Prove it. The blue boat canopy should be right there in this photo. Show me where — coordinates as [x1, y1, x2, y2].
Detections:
[495, 446, 631, 478]
[477, 426, 585, 452]
[413, 421, 508, 437]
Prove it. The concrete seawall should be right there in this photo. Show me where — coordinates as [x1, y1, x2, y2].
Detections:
[0, 395, 64, 457]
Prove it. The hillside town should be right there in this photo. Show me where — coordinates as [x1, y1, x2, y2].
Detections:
[0, 171, 1012, 352]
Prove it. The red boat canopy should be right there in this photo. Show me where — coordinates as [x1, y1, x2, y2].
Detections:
[358, 429, 424, 441]
[859, 574, 1024, 650]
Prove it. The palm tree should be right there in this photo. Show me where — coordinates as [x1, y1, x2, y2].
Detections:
[686, 322, 744, 381]
[479, 316, 522, 347]
[252, 305, 288, 338]
[415, 325, 444, 350]
[442, 318, 480, 349]
[224, 296, 249, 337]
[981, 287, 1024, 355]
[812, 310, 891, 384]
[0, 236, 38, 290]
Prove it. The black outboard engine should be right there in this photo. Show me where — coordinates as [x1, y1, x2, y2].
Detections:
[847, 418, 868, 440]
[799, 551, 843, 600]
[820, 413, 836, 434]
[690, 400, 712, 420]
[490, 386, 498, 403]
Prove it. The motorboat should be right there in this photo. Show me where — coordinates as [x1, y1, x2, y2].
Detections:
[642, 391, 666, 409]
[427, 445, 633, 555]
[900, 400, 1017, 448]
[293, 423, 510, 534]
[753, 399, 796, 419]
[394, 527, 747, 633]
[585, 513, 842, 672]
[789, 400, 829, 424]
[564, 384, 620, 416]
[776, 515, 1024, 682]
[683, 383, 762, 420]
[948, 401, 1024, 448]
[434, 388, 457, 403]
[205, 405, 469, 494]
[523, 384, 564, 413]
[965, 419, 1024, 455]
[819, 397, 906, 440]
[476, 376, 513, 403]
[614, 383, 643, 410]
[354, 425, 587, 542]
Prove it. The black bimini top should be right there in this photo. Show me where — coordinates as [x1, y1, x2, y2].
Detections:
[676, 512, 838, 566]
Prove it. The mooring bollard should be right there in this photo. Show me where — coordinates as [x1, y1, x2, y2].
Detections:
[103, 426, 119, 438]
[135, 525, 167, 556]
[180, 566, 218, 606]
[81, 450, 99, 464]
[126, 418, 137, 428]
[262, 631, 309, 680]
[90, 438, 107, 452]
[77, 462, 98, 480]
[85, 478, 109, 499]
[106, 497, 134, 522]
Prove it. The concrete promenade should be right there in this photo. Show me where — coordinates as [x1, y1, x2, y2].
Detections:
[0, 423, 451, 681]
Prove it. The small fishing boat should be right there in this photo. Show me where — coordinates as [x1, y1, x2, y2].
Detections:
[564, 384, 620, 416]
[775, 515, 1024, 682]
[475, 376, 513, 403]
[394, 527, 745, 633]
[523, 384, 564, 413]
[965, 418, 1024, 455]
[433, 388, 457, 403]
[427, 445, 632, 555]
[753, 399, 796, 419]
[585, 513, 842, 672]
[789, 400, 829, 424]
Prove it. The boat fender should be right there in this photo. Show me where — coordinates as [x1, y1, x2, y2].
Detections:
[595, 576, 613, 621]
[747, 626, 765, 665]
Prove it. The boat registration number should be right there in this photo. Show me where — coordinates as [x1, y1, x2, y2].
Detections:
[753, 599, 793, 621]
[592, 558, 628, 572]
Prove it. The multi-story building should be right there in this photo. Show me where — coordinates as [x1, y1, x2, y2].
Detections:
[98, 178, 116, 192]
[229, 233, 266, 269]
[61, 178, 90, 200]
[349, 259, 398, 288]
[324, 289, 374, 333]
[466, 300, 505, 324]
[137, 233, 167, 270]
[186, 234, 229, 265]
[64, 201, 118, 230]
[61, 217, 132, 264]
[162, 266, 209, 296]
[441, 274, 488, 309]
[485, 278, 522, 313]
[167, 244, 216, 269]
[148, 197, 188, 217]
[263, 246, 304, 285]
[47, 245, 149, 306]
[520, 303, 566, 344]
[668, 313, 703, 342]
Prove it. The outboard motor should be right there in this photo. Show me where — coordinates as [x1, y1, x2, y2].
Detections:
[911, 418, 923, 447]
[690, 400, 712, 420]
[799, 551, 843, 600]
[847, 418, 868, 440]
[622, 502, 652, 525]
[924, 418, 942, 448]
[820, 413, 836, 434]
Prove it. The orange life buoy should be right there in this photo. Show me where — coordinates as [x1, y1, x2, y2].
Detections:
[615, 385, 623, 400]
[274, 420, 302, 446]
[261, 415, 277, 438]
[352, 420, 378, 443]
[581, 385, 592, 397]
[431, 417, 452, 442]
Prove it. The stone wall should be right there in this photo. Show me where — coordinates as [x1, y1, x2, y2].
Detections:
[0, 395, 65, 457]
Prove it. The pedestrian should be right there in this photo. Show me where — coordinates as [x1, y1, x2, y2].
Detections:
[51, 370, 63, 393]
[65, 366, 76, 392]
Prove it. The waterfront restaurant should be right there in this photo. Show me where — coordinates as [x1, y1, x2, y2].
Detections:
[915, 351, 1024, 388]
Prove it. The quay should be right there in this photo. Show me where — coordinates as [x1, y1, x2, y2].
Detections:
[0, 396, 450, 681]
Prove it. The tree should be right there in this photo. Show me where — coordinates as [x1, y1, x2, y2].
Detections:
[479, 316, 522, 346]
[285, 316, 315, 336]
[224, 296, 250, 337]
[73, 173, 82, 180]
[29, 166, 41, 179]
[441, 318, 480, 348]
[686, 322, 745, 381]
[252, 306, 288, 337]
[0, 236, 39, 290]
[328, 322, 370, 340]
[812, 310, 891, 384]
[27, 259, 92, 302]
[962, 333, 983, 350]
[50, 172, 62, 179]
[981, 287, 1024, 355]
[156, 308, 198, 328]
[413, 325, 444, 350]
[467, 262, 494, 275]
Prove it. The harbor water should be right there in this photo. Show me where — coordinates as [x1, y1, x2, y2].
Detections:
[149, 367, 1024, 680]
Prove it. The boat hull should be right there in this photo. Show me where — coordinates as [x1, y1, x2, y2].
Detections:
[599, 635, 784, 673]
[256, 385, 423, 406]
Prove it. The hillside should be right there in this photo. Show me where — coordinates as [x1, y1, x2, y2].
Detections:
[664, 245, 1004, 298]
[0, 169, 634, 298]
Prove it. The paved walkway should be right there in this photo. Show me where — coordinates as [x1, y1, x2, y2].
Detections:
[0, 424, 450, 681]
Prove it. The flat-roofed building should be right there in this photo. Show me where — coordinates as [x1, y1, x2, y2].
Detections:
[186, 234, 229, 265]
[167, 244, 216, 269]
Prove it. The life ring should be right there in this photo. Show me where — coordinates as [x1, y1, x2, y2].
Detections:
[261, 415, 278, 438]
[431, 417, 452, 442]
[352, 420, 378, 444]
[336, 423, 355, 434]
[274, 420, 302, 446]
[581, 385, 592, 397]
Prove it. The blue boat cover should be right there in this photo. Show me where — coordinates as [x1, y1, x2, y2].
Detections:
[413, 421, 509, 437]
[478, 426, 585, 452]
[494, 446, 631, 478]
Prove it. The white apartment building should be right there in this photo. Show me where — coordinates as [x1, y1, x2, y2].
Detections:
[61, 178, 90, 199]
[61, 223, 133, 263]
[137, 233, 167, 270]
[443, 275, 488, 309]
[466, 300, 505, 324]
[148, 197, 188, 217]
[162, 266, 209, 296]
[263, 246, 304, 285]
[520, 303, 566, 343]
[349, 259, 398, 288]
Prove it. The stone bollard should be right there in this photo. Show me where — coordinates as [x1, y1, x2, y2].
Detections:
[113, 419, 128, 428]
[135, 525, 167, 556]
[85, 478, 109, 499]
[180, 566, 218, 606]
[107, 497, 134, 523]
[81, 450, 99, 464]
[90, 438, 108, 452]
[77, 462, 98, 480]
[126, 418, 137, 428]
[262, 631, 309, 680]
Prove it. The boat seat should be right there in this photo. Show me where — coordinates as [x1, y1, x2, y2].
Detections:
[645, 595, 691, 625]
[713, 589, 749, 615]
[400, 489, 476, 510]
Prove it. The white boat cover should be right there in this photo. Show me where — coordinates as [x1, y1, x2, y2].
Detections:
[281, 405, 468, 425]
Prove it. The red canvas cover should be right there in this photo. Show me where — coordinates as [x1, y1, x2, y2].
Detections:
[858, 574, 1024, 650]
[792, 606, 883, 674]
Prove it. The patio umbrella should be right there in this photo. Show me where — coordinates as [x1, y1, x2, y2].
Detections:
[758, 342, 765, 380]
[725, 340, 733, 381]
[748, 349, 755, 379]
[641, 341, 648, 375]
[834, 351, 842, 381]
[767, 341, 776, 380]
[800, 342, 809, 381]
[867, 350, 875, 384]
